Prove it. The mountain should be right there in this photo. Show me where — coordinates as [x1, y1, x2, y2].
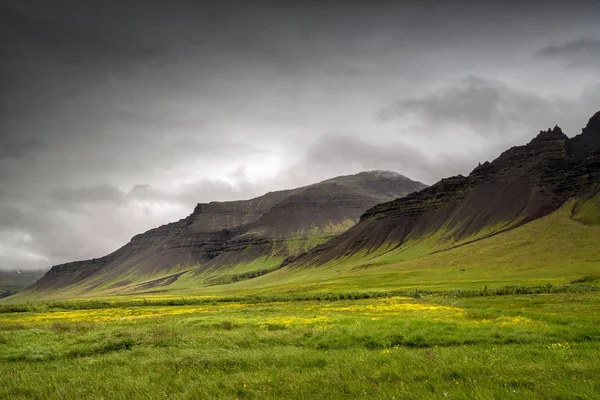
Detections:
[8, 112, 600, 302]
[274, 111, 600, 281]
[159, 111, 599, 295]
[0, 270, 46, 299]
[16, 171, 426, 299]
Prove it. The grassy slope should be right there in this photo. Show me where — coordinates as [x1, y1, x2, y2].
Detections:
[185, 197, 600, 296]
[1, 293, 599, 399]
[5, 234, 337, 301]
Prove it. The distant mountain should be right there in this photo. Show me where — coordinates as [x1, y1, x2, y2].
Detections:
[0, 270, 46, 299]
[291, 111, 600, 268]
[18, 171, 426, 298]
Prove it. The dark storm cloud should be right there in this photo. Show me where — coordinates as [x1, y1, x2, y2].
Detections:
[1, 0, 600, 270]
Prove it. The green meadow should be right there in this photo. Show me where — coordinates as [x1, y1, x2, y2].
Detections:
[2, 291, 600, 399]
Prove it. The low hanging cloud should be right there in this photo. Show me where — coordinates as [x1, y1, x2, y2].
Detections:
[537, 38, 600, 66]
[300, 135, 473, 185]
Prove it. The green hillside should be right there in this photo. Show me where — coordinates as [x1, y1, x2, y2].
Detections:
[199, 195, 600, 295]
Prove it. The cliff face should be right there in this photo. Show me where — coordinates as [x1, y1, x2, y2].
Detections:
[295, 113, 600, 266]
[28, 171, 426, 293]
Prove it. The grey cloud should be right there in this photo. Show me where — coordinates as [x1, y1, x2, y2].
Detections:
[380, 76, 600, 139]
[0, 137, 45, 159]
[302, 135, 474, 185]
[0, 205, 27, 228]
[127, 184, 155, 199]
[45, 179, 261, 210]
[538, 38, 600, 66]
[174, 177, 270, 205]
[380, 76, 556, 133]
[48, 184, 126, 206]
[127, 178, 269, 205]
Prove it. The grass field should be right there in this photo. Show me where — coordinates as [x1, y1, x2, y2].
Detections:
[3, 198, 600, 398]
[2, 290, 600, 399]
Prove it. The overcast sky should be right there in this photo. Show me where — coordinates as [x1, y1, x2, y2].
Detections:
[1, 0, 600, 271]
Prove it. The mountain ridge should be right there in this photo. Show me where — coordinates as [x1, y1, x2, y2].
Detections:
[8, 111, 600, 301]
[289, 113, 600, 268]
[20, 170, 426, 297]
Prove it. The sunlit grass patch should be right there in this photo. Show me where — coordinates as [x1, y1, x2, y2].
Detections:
[320, 297, 464, 316]
[0, 303, 243, 325]
[260, 315, 330, 329]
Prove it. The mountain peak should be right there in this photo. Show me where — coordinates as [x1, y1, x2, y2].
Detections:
[582, 110, 600, 135]
[569, 110, 600, 155]
[530, 125, 567, 144]
[362, 170, 403, 178]
[318, 170, 421, 187]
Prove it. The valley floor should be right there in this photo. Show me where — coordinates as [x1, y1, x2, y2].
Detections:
[2, 291, 600, 399]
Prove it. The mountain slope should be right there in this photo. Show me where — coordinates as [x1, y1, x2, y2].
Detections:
[8, 112, 600, 302]
[293, 112, 600, 268]
[17, 171, 426, 299]
[178, 111, 600, 295]
[188, 195, 600, 294]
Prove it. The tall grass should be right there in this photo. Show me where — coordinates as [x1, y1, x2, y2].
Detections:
[2, 292, 600, 399]
[2, 283, 598, 313]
